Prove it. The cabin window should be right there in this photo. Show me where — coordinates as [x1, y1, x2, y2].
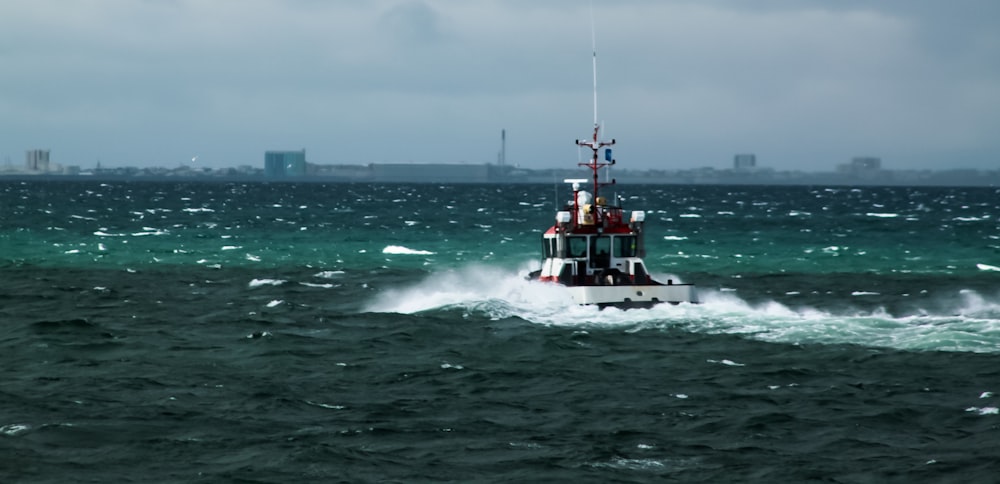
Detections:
[614, 235, 637, 258]
[589, 236, 611, 268]
[541, 237, 554, 258]
[567, 236, 587, 258]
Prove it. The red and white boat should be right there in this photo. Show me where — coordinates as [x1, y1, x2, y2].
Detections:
[527, 124, 698, 309]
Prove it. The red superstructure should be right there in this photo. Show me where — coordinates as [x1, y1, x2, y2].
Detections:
[527, 124, 697, 308]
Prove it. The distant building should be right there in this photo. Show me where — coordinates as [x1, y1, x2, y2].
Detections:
[264, 150, 306, 177]
[838, 156, 882, 178]
[26, 149, 50, 172]
[733, 154, 756, 171]
[851, 157, 881, 170]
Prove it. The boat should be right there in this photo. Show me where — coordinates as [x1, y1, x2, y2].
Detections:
[525, 33, 698, 308]
[525, 130, 698, 308]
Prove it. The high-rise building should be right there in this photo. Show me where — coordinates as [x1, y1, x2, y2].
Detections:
[26, 149, 50, 172]
[264, 150, 306, 177]
[734, 153, 756, 171]
[850, 157, 881, 170]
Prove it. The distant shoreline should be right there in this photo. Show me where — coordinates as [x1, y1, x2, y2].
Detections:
[2, 171, 999, 188]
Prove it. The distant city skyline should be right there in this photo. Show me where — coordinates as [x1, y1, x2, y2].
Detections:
[2, 1, 998, 172]
[4, 148, 1000, 188]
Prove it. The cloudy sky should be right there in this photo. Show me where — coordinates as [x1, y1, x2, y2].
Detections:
[2, 0, 998, 172]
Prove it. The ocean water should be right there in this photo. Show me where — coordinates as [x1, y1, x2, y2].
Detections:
[2, 180, 999, 482]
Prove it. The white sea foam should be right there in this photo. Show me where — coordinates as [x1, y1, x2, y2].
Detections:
[266, 300, 283, 308]
[366, 263, 572, 316]
[366, 266, 1000, 353]
[1, 424, 30, 436]
[305, 400, 345, 410]
[383, 245, 435, 255]
[965, 406, 999, 416]
[299, 282, 336, 289]
[131, 230, 167, 236]
[977, 263, 1000, 272]
[249, 278, 286, 288]
[314, 270, 345, 279]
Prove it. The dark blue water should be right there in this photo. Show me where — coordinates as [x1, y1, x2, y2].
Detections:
[2, 181, 999, 482]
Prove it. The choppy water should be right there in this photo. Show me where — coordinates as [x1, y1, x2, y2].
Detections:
[2, 180, 999, 482]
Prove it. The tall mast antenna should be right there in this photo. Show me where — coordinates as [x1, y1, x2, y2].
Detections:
[591, 5, 598, 128]
[575, 2, 615, 200]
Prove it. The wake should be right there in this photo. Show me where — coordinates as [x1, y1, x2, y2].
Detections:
[365, 265, 1000, 353]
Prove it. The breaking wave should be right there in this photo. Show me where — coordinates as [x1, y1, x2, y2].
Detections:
[367, 265, 1000, 353]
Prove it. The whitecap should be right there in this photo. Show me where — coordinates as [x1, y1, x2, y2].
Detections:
[965, 406, 999, 416]
[314, 270, 345, 279]
[305, 400, 345, 410]
[183, 207, 215, 213]
[299, 282, 335, 289]
[663, 235, 688, 241]
[249, 279, 286, 288]
[591, 457, 667, 471]
[383, 245, 435, 255]
[245, 254, 261, 262]
[977, 264, 1000, 272]
[221, 246, 241, 250]
[678, 214, 701, 218]
[1, 424, 30, 436]
[852, 291, 881, 296]
[866, 212, 898, 218]
[266, 300, 283, 308]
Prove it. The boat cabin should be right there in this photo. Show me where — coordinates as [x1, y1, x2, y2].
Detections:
[536, 186, 664, 287]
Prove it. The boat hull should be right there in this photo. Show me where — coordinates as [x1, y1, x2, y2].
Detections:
[566, 283, 698, 308]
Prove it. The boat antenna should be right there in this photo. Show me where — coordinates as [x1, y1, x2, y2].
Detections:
[591, 5, 598, 128]
[575, 4, 615, 200]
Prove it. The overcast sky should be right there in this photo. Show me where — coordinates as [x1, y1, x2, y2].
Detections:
[2, 0, 998, 172]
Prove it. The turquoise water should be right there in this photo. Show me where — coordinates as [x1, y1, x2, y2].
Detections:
[7, 182, 997, 275]
[2, 180, 999, 482]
